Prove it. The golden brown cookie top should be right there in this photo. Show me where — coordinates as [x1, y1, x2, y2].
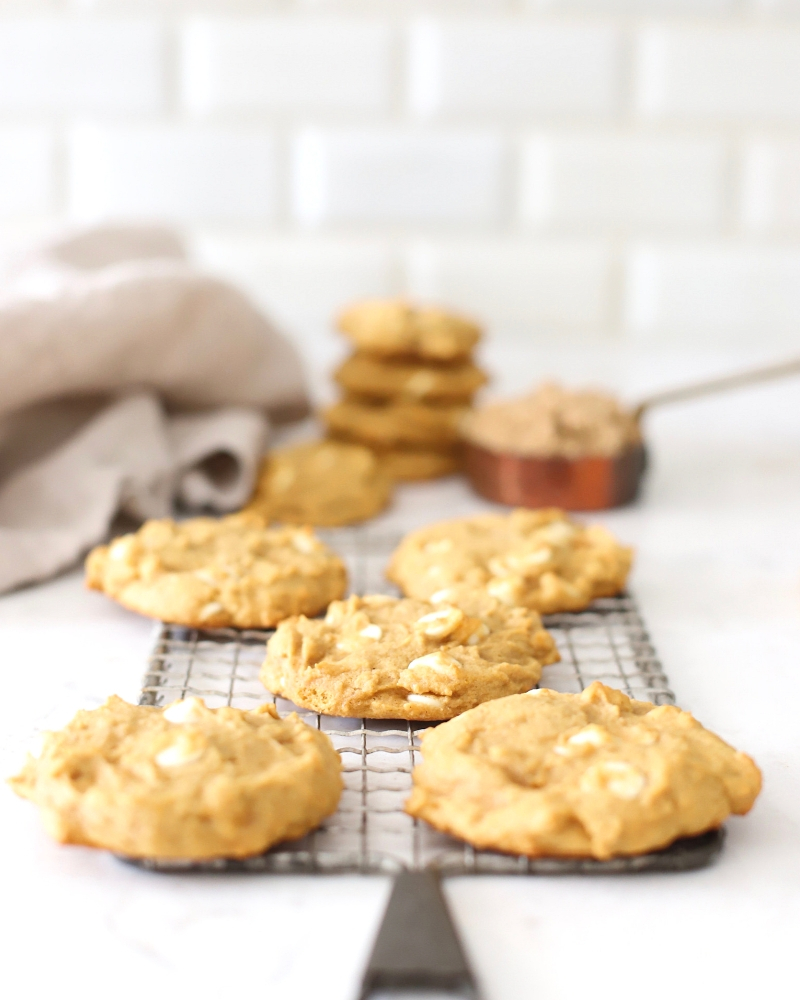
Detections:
[387, 508, 632, 614]
[9, 695, 342, 859]
[337, 300, 481, 361]
[406, 682, 762, 859]
[335, 353, 487, 403]
[85, 513, 347, 628]
[261, 593, 559, 721]
[246, 440, 392, 527]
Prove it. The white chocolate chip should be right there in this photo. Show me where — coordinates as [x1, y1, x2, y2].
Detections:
[199, 601, 224, 620]
[466, 623, 490, 645]
[604, 762, 646, 799]
[487, 576, 522, 605]
[568, 726, 609, 748]
[292, 532, 317, 554]
[163, 698, 206, 724]
[415, 606, 464, 638]
[581, 760, 646, 799]
[109, 537, 133, 561]
[406, 693, 444, 706]
[359, 624, 383, 640]
[430, 588, 455, 604]
[553, 725, 610, 756]
[416, 608, 453, 624]
[194, 569, 217, 586]
[423, 538, 454, 554]
[523, 547, 552, 566]
[487, 557, 509, 577]
[540, 521, 575, 545]
[407, 651, 459, 676]
[155, 739, 204, 768]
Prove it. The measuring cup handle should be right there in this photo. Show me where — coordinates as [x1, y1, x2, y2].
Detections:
[633, 354, 800, 420]
[359, 869, 481, 999]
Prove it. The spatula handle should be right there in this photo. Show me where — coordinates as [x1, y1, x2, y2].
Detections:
[359, 870, 480, 999]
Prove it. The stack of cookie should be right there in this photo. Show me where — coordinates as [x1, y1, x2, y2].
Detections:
[323, 300, 487, 481]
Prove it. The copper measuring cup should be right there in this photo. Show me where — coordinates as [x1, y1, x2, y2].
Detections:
[464, 355, 800, 511]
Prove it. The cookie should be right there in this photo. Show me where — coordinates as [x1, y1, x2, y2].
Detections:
[324, 398, 466, 451]
[9, 696, 342, 860]
[246, 440, 392, 527]
[387, 508, 632, 614]
[334, 353, 487, 404]
[379, 448, 461, 482]
[405, 682, 762, 859]
[86, 513, 347, 628]
[260, 593, 559, 721]
[337, 300, 481, 361]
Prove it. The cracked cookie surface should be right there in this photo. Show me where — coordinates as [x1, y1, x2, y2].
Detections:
[387, 508, 632, 614]
[86, 513, 347, 628]
[337, 300, 481, 361]
[405, 682, 762, 859]
[246, 440, 392, 526]
[9, 696, 342, 859]
[260, 593, 559, 721]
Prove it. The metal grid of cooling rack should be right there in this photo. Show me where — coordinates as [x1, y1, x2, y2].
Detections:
[133, 527, 688, 875]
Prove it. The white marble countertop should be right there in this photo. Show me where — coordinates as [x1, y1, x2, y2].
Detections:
[1, 345, 799, 1000]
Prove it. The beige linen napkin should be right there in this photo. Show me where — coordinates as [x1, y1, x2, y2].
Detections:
[0, 225, 308, 594]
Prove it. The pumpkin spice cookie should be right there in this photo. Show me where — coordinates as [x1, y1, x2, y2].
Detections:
[324, 398, 467, 451]
[405, 682, 762, 860]
[335, 353, 487, 404]
[9, 696, 342, 860]
[337, 300, 481, 362]
[260, 593, 559, 721]
[387, 508, 632, 615]
[86, 513, 347, 628]
[246, 440, 392, 527]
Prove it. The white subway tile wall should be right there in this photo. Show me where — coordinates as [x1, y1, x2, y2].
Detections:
[291, 128, 506, 225]
[0, 20, 164, 113]
[406, 239, 612, 332]
[1, 3, 799, 347]
[68, 125, 277, 223]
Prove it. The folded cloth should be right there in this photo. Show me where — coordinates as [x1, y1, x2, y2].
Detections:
[0, 225, 308, 595]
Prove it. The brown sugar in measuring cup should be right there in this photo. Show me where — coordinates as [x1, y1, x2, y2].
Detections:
[462, 384, 645, 511]
[463, 358, 800, 511]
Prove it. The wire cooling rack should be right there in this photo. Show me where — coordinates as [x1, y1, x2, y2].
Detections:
[133, 527, 721, 875]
